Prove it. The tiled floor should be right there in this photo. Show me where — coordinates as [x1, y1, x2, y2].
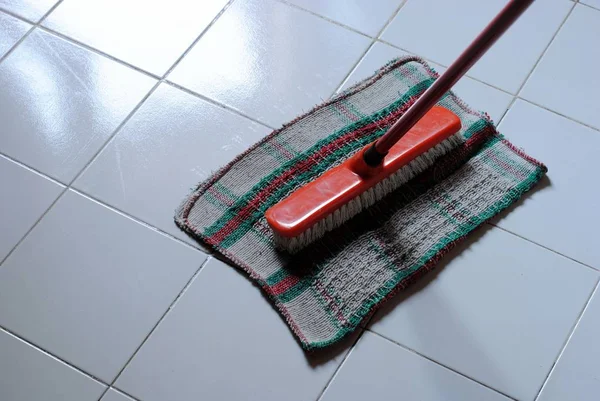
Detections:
[0, 0, 599, 400]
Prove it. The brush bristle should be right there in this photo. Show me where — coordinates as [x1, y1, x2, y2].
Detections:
[272, 134, 464, 253]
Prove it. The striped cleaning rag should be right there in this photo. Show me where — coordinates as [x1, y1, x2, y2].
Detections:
[175, 56, 547, 350]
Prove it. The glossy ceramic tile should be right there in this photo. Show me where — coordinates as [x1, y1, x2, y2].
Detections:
[169, 0, 370, 127]
[75, 83, 269, 247]
[284, 0, 399, 36]
[0, 11, 30, 58]
[117, 258, 355, 401]
[43, 0, 229, 76]
[0, 155, 63, 261]
[100, 389, 136, 401]
[538, 288, 600, 401]
[0, 0, 58, 21]
[0, 328, 106, 401]
[340, 42, 513, 123]
[382, 0, 572, 93]
[321, 332, 510, 401]
[496, 100, 600, 269]
[0, 190, 206, 382]
[0, 29, 155, 183]
[369, 227, 598, 401]
[520, 5, 600, 129]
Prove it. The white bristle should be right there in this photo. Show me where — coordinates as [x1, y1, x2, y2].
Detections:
[273, 134, 463, 253]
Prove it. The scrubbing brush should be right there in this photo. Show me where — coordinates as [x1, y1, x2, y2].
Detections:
[266, 0, 534, 253]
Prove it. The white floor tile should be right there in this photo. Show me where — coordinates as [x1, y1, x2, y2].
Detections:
[496, 100, 600, 269]
[0, 156, 63, 261]
[169, 0, 370, 127]
[285, 0, 398, 36]
[0, 0, 58, 21]
[0, 328, 106, 401]
[0, 11, 30, 58]
[340, 42, 513, 123]
[369, 227, 598, 401]
[100, 389, 136, 401]
[116, 258, 354, 401]
[74, 83, 269, 247]
[43, 0, 228, 76]
[321, 332, 510, 401]
[0, 30, 155, 183]
[521, 5, 600, 130]
[382, 0, 572, 93]
[0, 190, 206, 382]
[538, 288, 600, 401]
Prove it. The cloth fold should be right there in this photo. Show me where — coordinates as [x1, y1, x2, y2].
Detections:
[176, 56, 546, 350]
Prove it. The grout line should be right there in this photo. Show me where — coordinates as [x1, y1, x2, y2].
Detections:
[317, 313, 377, 401]
[0, 185, 67, 266]
[368, 330, 519, 401]
[330, 41, 376, 96]
[578, 1, 600, 11]
[490, 224, 600, 273]
[0, 325, 110, 387]
[330, 0, 409, 96]
[499, 94, 600, 133]
[376, 38, 516, 96]
[162, 0, 236, 80]
[274, 0, 373, 39]
[0, 153, 66, 187]
[0, 6, 37, 24]
[101, 387, 140, 401]
[0, 23, 35, 64]
[533, 278, 600, 401]
[37, 25, 161, 79]
[516, 97, 600, 133]
[0, 0, 64, 65]
[511, 1, 576, 99]
[165, 80, 276, 129]
[69, 82, 160, 179]
[314, 328, 366, 401]
[70, 188, 208, 255]
[97, 256, 213, 400]
[315, 311, 379, 401]
[496, 95, 518, 126]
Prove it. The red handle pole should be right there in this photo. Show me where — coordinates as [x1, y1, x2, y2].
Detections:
[371, 0, 534, 157]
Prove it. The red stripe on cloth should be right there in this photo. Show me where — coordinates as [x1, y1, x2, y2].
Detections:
[207, 186, 234, 206]
[335, 101, 360, 122]
[270, 275, 300, 295]
[486, 150, 527, 180]
[271, 139, 295, 160]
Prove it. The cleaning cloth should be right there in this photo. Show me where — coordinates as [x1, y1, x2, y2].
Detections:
[175, 56, 546, 350]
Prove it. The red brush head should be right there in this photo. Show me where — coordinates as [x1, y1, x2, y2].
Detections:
[265, 106, 461, 240]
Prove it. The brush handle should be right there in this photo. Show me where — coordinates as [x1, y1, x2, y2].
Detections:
[364, 0, 535, 166]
